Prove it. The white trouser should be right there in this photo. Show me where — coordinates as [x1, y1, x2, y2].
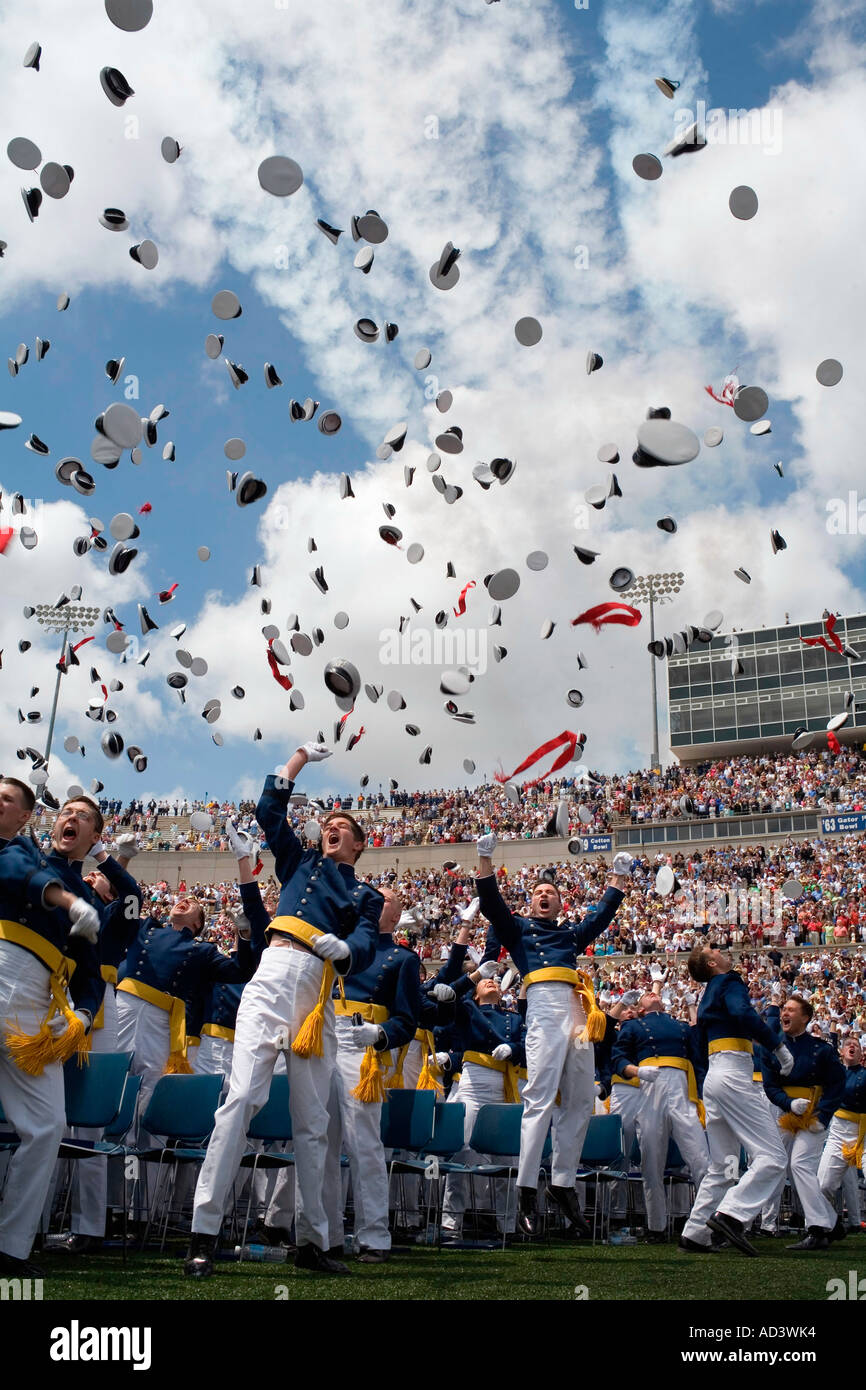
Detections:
[817, 1116, 861, 1221]
[70, 986, 118, 1237]
[518, 981, 595, 1189]
[116, 992, 171, 1143]
[635, 1067, 709, 1232]
[0, 941, 66, 1260]
[764, 1112, 837, 1231]
[748, 1080, 783, 1231]
[193, 1033, 234, 1092]
[681, 1051, 786, 1245]
[397, 1039, 424, 1091]
[609, 1081, 644, 1218]
[442, 1061, 517, 1233]
[323, 1018, 390, 1253]
[192, 946, 335, 1249]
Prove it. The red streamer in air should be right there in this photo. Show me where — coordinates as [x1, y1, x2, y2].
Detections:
[571, 602, 641, 633]
[0, 527, 15, 554]
[495, 730, 582, 789]
[266, 639, 292, 692]
[338, 706, 354, 730]
[71, 636, 95, 653]
[800, 612, 844, 657]
[704, 372, 738, 407]
[139, 502, 152, 515]
[827, 730, 842, 755]
[347, 726, 366, 751]
[453, 580, 476, 617]
[158, 583, 179, 603]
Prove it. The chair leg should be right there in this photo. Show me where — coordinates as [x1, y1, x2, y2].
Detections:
[239, 1157, 260, 1260]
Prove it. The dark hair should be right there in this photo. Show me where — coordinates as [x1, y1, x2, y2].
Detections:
[687, 943, 713, 983]
[532, 879, 561, 900]
[60, 795, 104, 834]
[788, 994, 814, 1022]
[0, 777, 36, 814]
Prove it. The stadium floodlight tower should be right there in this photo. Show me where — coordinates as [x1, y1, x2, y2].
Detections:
[29, 598, 101, 769]
[626, 571, 685, 771]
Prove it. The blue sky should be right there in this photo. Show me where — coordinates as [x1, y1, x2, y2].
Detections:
[0, 0, 862, 805]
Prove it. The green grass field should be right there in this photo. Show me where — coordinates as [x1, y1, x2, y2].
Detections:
[32, 1233, 866, 1301]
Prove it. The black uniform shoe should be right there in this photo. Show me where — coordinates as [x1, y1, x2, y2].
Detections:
[0, 1251, 44, 1278]
[678, 1237, 720, 1254]
[183, 1232, 216, 1278]
[294, 1243, 350, 1275]
[56, 1234, 101, 1255]
[830, 1217, 847, 1242]
[517, 1186, 542, 1238]
[548, 1185, 591, 1239]
[645, 1229, 668, 1245]
[327, 1245, 345, 1259]
[707, 1211, 758, 1257]
[786, 1227, 831, 1252]
[355, 1247, 390, 1263]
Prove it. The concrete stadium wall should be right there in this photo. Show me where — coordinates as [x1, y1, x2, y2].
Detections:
[97, 820, 838, 885]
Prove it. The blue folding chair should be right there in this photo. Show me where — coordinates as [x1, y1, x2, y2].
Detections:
[576, 1113, 626, 1244]
[380, 1089, 436, 1235]
[53, 1052, 133, 1250]
[464, 1103, 524, 1250]
[388, 1101, 468, 1243]
[134, 1073, 224, 1250]
[236, 1075, 294, 1255]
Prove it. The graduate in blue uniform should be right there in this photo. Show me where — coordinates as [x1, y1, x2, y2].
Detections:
[760, 995, 845, 1250]
[475, 836, 630, 1237]
[186, 740, 382, 1278]
[613, 992, 708, 1241]
[322, 885, 422, 1261]
[0, 790, 105, 1276]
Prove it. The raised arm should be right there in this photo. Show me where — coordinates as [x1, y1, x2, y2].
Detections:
[256, 741, 332, 882]
[474, 834, 520, 951]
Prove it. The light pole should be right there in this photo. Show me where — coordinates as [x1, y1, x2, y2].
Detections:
[626, 572, 684, 771]
[30, 601, 100, 769]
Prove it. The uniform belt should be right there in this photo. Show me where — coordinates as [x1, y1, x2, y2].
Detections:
[521, 966, 606, 1043]
[188, 1035, 200, 1047]
[840, 1112, 866, 1168]
[93, 964, 118, 1031]
[335, 999, 389, 1024]
[116, 978, 192, 1074]
[523, 966, 579, 987]
[202, 1022, 236, 1043]
[414, 1027, 429, 1044]
[778, 1085, 822, 1134]
[753, 1072, 763, 1083]
[612, 1073, 640, 1088]
[463, 1049, 526, 1103]
[639, 1056, 705, 1125]
[0, 920, 87, 1074]
[708, 1037, 754, 1055]
[835, 1108, 866, 1123]
[268, 915, 325, 954]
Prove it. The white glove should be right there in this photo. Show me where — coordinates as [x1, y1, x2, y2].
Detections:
[299, 741, 332, 763]
[115, 833, 139, 859]
[476, 833, 498, 857]
[312, 933, 350, 962]
[807, 1119, 825, 1133]
[397, 910, 419, 930]
[775, 1043, 795, 1076]
[684, 991, 697, 1006]
[460, 896, 480, 922]
[274, 1027, 290, 1051]
[612, 852, 633, 877]
[637, 1067, 658, 1084]
[73, 1008, 92, 1035]
[650, 965, 667, 982]
[350, 1021, 384, 1049]
[492, 1043, 512, 1061]
[434, 1052, 451, 1070]
[621, 989, 640, 1006]
[68, 898, 100, 944]
[432, 983, 456, 1003]
[226, 821, 256, 861]
[790, 1097, 809, 1116]
[477, 960, 500, 979]
[90, 839, 107, 859]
